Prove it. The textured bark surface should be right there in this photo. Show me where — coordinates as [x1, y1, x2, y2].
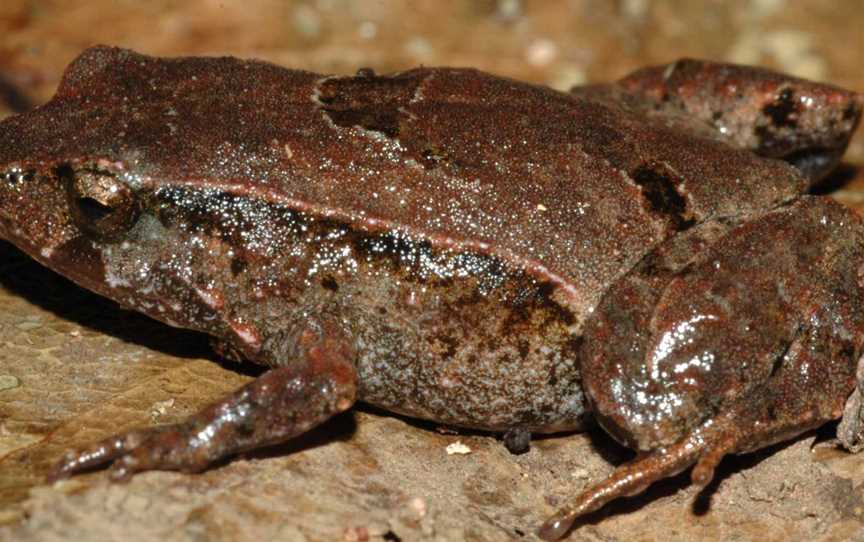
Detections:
[1, 1, 863, 541]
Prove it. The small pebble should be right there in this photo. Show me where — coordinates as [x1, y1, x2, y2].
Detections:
[446, 440, 472, 455]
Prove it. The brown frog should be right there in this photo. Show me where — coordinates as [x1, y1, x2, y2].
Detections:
[0, 47, 862, 540]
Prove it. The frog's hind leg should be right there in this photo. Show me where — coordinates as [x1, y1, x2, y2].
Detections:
[538, 397, 831, 541]
[540, 326, 854, 542]
[537, 425, 708, 541]
[536, 392, 734, 531]
[48, 321, 357, 481]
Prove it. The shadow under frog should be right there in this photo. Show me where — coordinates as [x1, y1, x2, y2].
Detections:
[0, 47, 862, 540]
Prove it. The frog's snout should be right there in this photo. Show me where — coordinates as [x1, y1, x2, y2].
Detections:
[775, 88, 863, 183]
[0, 161, 79, 264]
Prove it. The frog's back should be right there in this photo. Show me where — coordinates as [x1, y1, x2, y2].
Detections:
[0, 46, 814, 328]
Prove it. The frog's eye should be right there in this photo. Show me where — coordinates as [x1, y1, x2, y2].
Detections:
[65, 168, 139, 240]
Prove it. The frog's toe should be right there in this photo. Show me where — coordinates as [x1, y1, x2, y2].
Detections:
[690, 432, 739, 488]
[48, 448, 105, 482]
[47, 427, 162, 482]
[49, 422, 233, 483]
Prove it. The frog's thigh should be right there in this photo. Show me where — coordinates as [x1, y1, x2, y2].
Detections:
[694, 319, 855, 484]
[50, 319, 357, 481]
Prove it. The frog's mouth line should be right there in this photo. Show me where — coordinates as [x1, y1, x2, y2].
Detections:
[20, 233, 219, 335]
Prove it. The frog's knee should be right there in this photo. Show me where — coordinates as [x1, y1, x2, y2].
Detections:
[614, 58, 863, 183]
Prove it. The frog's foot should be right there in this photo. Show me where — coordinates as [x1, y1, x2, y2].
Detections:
[536, 429, 706, 541]
[538, 391, 833, 541]
[48, 324, 357, 482]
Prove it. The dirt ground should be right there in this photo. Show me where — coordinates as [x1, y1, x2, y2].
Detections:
[0, 1, 863, 541]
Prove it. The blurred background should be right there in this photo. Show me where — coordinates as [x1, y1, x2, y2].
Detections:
[0, 2, 862, 541]
[0, 1, 861, 99]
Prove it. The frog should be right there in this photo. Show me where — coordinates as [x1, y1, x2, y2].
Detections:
[0, 46, 861, 540]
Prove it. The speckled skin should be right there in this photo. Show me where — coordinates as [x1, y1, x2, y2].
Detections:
[0, 47, 861, 540]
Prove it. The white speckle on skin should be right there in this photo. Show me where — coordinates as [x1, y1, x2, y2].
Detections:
[231, 322, 262, 352]
[105, 270, 132, 288]
[195, 287, 223, 310]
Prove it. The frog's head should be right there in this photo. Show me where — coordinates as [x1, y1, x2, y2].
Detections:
[0, 46, 302, 350]
[0, 45, 335, 366]
[0, 157, 137, 278]
[0, 150, 232, 334]
[0, 133, 298, 368]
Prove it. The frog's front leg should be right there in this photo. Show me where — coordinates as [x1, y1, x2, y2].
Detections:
[48, 321, 357, 481]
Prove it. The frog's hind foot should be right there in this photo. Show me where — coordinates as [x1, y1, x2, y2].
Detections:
[48, 322, 357, 482]
[539, 389, 840, 540]
[537, 431, 707, 541]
